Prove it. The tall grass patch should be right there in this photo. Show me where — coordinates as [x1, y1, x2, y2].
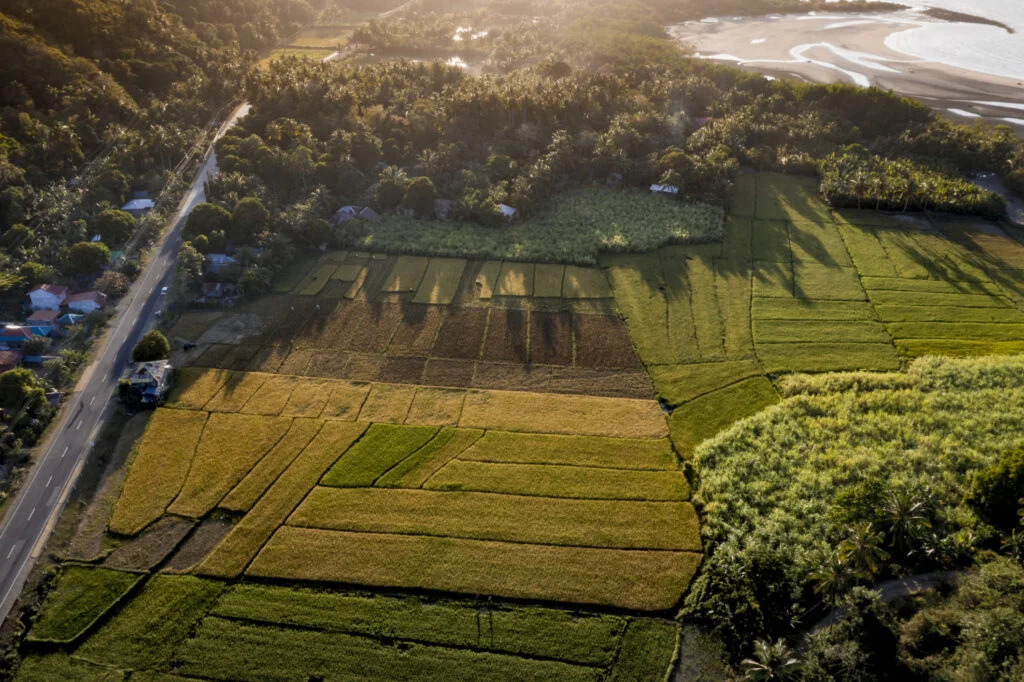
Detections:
[459, 431, 677, 470]
[374, 427, 482, 488]
[669, 376, 779, 457]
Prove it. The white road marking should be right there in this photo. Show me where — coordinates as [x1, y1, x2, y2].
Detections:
[75, 420, 82, 431]
[90, 396, 95, 406]
[46, 477, 52, 487]
[27, 508, 34, 521]
[6, 546, 14, 559]
[62, 447, 68, 458]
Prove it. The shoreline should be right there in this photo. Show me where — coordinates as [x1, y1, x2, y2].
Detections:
[670, 10, 1024, 131]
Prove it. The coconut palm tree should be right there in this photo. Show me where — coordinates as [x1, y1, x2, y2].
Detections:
[882, 488, 931, 557]
[741, 639, 803, 681]
[837, 523, 890, 579]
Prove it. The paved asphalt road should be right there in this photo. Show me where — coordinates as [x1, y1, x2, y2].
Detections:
[0, 103, 250, 626]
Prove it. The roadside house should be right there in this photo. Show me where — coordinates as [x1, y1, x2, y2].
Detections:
[26, 310, 60, 329]
[331, 206, 361, 224]
[359, 207, 381, 222]
[27, 284, 69, 311]
[0, 350, 23, 373]
[126, 360, 172, 406]
[0, 326, 47, 349]
[121, 198, 155, 219]
[498, 203, 518, 220]
[66, 291, 107, 314]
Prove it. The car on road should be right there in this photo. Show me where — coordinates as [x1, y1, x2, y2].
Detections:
[160, 286, 168, 296]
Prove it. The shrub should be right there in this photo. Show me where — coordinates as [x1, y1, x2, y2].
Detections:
[132, 331, 169, 362]
[969, 448, 1024, 534]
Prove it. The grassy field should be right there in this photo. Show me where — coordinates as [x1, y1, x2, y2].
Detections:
[28, 566, 142, 643]
[17, 577, 682, 681]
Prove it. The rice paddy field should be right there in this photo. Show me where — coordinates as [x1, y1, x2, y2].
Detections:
[17, 172, 1024, 680]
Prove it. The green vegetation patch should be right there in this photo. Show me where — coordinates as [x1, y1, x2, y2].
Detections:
[78, 576, 223, 670]
[608, 619, 681, 682]
[352, 188, 723, 266]
[289, 488, 701, 551]
[212, 583, 624, 666]
[861, 276, 1002, 295]
[754, 173, 834, 223]
[108, 409, 208, 536]
[887, 321, 1024, 341]
[423, 460, 689, 501]
[895, 339, 1024, 358]
[867, 290, 1010, 308]
[752, 319, 891, 344]
[687, 355, 1024, 656]
[248, 526, 701, 611]
[321, 423, 440, 487]
[14, 654, 123, 681]
[793, 263, 866, 301]
[177, 617, 602, 682]
[669, 377, 779, 457]
[296, 263, 337, 296]
[788, 219, 854, 267]
[29, 567, 142, 643]
[374, 427, 483, 488]
[752, 299, 877, 321]
[459, 431, 676, 470]
[648, 360, 765, 407]
[533, 263, 566, 297]
[199, 421, 367, 579]
[756, 342, 901, 374]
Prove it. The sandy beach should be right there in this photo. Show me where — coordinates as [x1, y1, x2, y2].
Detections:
[669, 11, 1024, 131]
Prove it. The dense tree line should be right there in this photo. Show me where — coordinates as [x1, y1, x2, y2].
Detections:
[0, 0, 325, 298]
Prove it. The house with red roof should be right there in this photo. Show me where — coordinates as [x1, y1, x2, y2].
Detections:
[27, 284, 70, 311]
[66, 291, 107, 314]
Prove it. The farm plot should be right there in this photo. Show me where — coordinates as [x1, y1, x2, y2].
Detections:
[837, 214, 1024, 357]
[18, 576, 683, 681]
[108, 378, 694, 610]
[27, 566, 143, 644]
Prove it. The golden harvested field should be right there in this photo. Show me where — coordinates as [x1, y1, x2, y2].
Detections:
[289, 488, 701, 550]
[167, 413, 292, 519]
[198, 421, 368, 579]
[248, 526, 701, 610]
[108, 410, 209, 536]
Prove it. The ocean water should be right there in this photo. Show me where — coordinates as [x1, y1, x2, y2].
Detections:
[884, 1, 1024, 81]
